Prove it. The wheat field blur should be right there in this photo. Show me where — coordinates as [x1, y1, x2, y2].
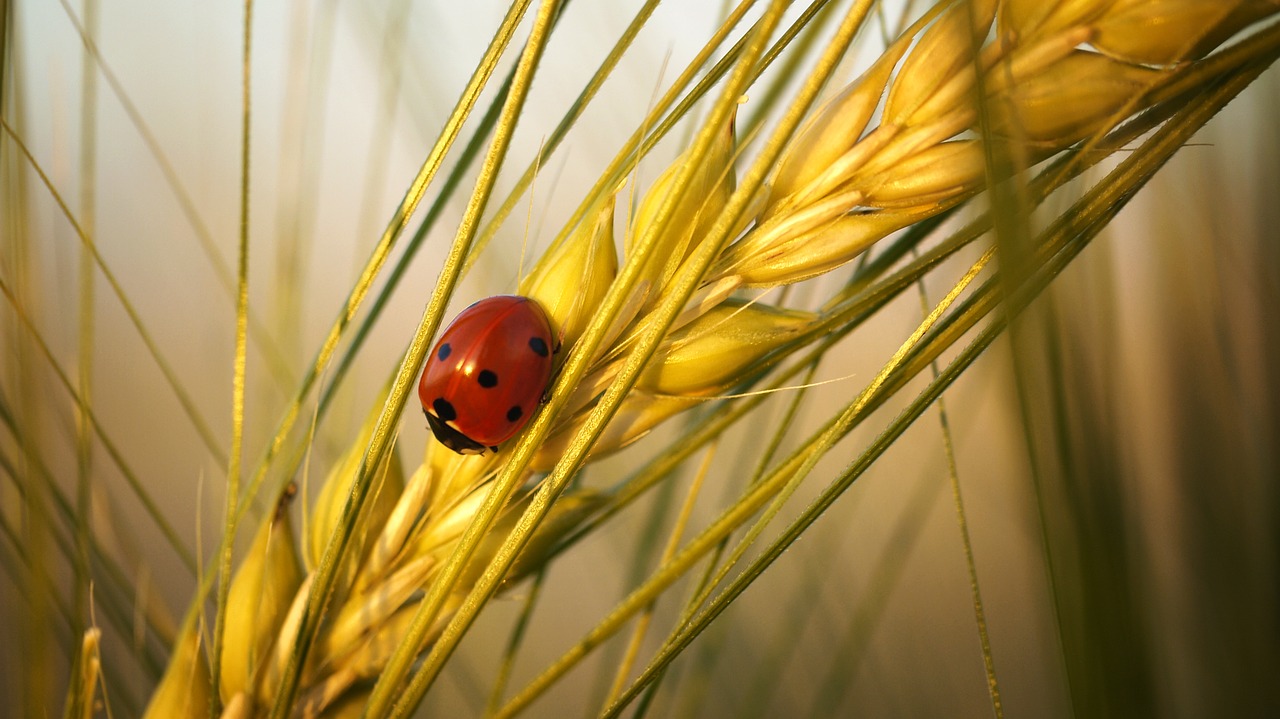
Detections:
[2, 1, 1278, 717]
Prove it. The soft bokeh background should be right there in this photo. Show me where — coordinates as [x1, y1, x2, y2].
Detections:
[3, 1, 1277, 716]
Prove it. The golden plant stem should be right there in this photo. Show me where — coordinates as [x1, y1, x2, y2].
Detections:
[0, 117, 227, 475]
[467, 0, 666, 277]
[0, 273, 196, 572]
[67, 1, 99, 714]
[209, 0, 255, 712]
[913, 252, 1003, 719]
[55, 0, 295, 393]
[603, 443, 716, 709]
[483, 569, 547, 716]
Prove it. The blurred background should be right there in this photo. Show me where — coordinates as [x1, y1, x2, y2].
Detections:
[2, 0, 1277, 716]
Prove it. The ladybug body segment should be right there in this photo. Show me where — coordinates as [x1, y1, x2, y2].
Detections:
[418, 295, 555, 455]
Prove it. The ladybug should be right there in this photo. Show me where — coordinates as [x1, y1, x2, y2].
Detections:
[418, 295, 556, 454]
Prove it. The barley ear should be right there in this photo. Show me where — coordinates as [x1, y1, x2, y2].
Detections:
[141, 621, 210, 719]
[306, 390, 405, 583]
[314, 685, 372, 719]
[262, 573, 312, 703]
[638, 298, 814, 396]
[986, 48, 1163, 147]
[627, 110, 736, 310]
[999, 0, 1112, 41]
[531, 392, 701, 471]
[860, 139, 986, 208]
[520, 192, 618, 351]
[426, 442, 500, 512]
[408, 477, 498, 562]
[220, 491, 302, 705]
[765, 49, 900, 216]
[322, 554, 436, 664]
[1093, 0, 1275, 65]
[361, 461, 433, 589]
[716, 206, 935, 288]
[883, 0, 998, 127]
[220, 692, 250, 719]
[467, 488, 606, 587]
[65, 628, 102, 719]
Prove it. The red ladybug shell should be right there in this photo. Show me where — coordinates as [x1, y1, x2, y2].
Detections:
[418, 295, 555, 454]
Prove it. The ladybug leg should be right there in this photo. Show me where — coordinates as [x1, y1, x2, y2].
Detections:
[540, 369, 560, 404]
[541, 341, 565, 405]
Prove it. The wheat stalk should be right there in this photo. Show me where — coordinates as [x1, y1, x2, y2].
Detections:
[2, 0, 1276, 717]
[152, 2, 1279, 717]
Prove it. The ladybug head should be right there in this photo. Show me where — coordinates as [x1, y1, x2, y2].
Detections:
[424, 410, 491, 455]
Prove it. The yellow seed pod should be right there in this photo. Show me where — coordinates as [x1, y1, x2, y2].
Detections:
[68, 628, 102, 719]
[317, 686, 373, 719]
[221, 493, 303, 703]
[720, 207, 932, 288]
[627, 111, 736, 297]
[509, 490, 603, 582]
[999, 0, 1113, 42]
[426, 436, 499, 508]
[1093, 0, 1273, 65]
[361, 461, 429, 581]
[347, 604, 421, 678]
[221, 693, 251, 719]
[410, 478, 495, 560]
[638, 299, 813, 396]
[263, 572, 313, 701]
[885, 0, 998, 126]
[459, 488, 604, 588]
[531, 392, 701, 471]
[1190, 2, 1280, 58]
[142, 622, 211, 719]
[766, 54, 900, 216]
[307, 390, 405, 575]
[323, 553, 434, 664]
[988, 49, 1162, 147]
[520, 194, 618, 350]
[332, 589, 473, 684]
[717, 186, 862, 285]
[303, 601, 430, 711]
[861, 140, 986, 209]
[357, 594, 464, 676]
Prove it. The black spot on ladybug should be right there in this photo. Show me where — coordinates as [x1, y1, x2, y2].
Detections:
[432, 398, 457, 422]
[529, 337, 549, 357]
[506, 405, 523, 423]
[437, 343, 452, 362]
[478, 369, 498, 388]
